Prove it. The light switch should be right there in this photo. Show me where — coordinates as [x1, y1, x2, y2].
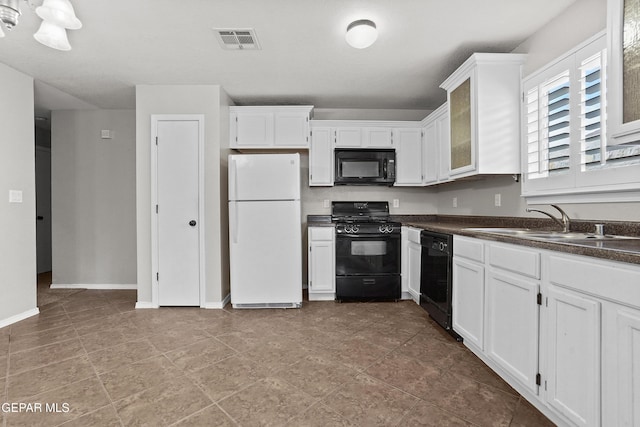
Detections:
[101, 130, 112, 139]
[494, 193, 502, 207]
[323, 199, 330, 208]
[452, 197, 458, 208]
[9, 190, 23, 203]
[392, 199, 400, 208]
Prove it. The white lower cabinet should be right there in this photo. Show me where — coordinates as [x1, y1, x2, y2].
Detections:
[486, 269, 540, 394]
[308, 227, 335, 300]
[452, 257, 484, 349]
[452, 236, 485, 349]
[545, 285, 601, 427]
[613, 308, 640, 427]
[401, 226, 421, 302]
[452, 235, 640, 426]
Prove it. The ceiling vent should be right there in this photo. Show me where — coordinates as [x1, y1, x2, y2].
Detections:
[213, 28, 261, 50]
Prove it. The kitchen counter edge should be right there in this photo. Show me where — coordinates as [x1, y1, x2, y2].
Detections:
[401, 219, 640, 266]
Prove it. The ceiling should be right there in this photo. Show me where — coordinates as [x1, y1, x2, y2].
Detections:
[0, 0, 577, 114]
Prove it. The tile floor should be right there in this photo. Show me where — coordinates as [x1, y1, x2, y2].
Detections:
[0, 273, 555, 426]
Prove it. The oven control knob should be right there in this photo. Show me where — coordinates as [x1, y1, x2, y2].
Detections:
[439, 242, 447, 251]
[353, 225, 359, 233]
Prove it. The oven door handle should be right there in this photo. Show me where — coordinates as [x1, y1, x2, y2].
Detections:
[336, 233, 400, 239]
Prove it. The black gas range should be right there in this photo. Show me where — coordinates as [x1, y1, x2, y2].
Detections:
[331, 202, 401, 302]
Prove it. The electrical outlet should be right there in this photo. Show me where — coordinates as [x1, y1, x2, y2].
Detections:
[452, 197, 458, 208]
[494, 193, 502, 207]
[323, 199, 330, 208]
[9, 190, 23, 203]
[392, 199, 400, 208]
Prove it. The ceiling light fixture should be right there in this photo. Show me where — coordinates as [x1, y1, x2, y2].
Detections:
[0, 0, 81, 51]
[345, 19, 377, 49]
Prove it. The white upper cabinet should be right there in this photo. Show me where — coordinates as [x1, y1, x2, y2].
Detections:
[230, 106, 313, 148]
[440, 53, 526, 179]
[421, 103, 450, 185]
[607, 0, 640, 147]
[335, 127, 362, 147]
[309, 127, 333, 186]
[331, 122, 396, 148]
[394, 128, 423, 185]
[363, 127, 393, 147]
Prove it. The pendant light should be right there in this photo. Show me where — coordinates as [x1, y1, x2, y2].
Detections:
[33, 19, 70, 50]
[35, 0, 81, 29]
[0, 0, 81, 50]
[345, 19, 378, 49]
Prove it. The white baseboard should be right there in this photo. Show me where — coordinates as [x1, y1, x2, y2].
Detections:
[308, 293, 336, 301]
[50, 284, 137, 290]
[135, 301, 159, 309]
[0, 307, 40, 329]
[400, 291, 415, 301]
[202, 293, 231, 309]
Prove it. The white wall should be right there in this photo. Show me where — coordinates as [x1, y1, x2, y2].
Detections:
[436, 0, 640, 221]
[0, 63, 37, 325]
[513, 0, 607, 76]
[51, 110, 136, 286]
[314, 108, 431, 121]
[135, 85, 230, 306]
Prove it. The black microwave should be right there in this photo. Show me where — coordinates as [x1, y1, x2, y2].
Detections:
[334, 148, 396, 186]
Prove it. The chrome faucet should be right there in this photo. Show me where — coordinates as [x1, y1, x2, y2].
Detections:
[526, 204, 571, 233]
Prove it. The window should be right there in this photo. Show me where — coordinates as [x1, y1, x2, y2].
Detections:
[522, 32, 640, 202]
[580, 51, 640, 172]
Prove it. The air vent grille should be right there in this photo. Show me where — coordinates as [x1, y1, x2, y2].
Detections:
[213, 28, 261, 50]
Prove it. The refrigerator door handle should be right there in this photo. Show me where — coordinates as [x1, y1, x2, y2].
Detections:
[230, 158, 238, 201]
[230, 203, 239, 244]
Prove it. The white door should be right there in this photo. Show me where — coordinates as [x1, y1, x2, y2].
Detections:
[616, 309, 640, 427]
[485, 270, 539, 394]
[273, 111, 309, 147]
[394, 128, 423, 185]
[452, 256, 485, 349]
[407, 241, 421, 302]
[309, 127, 334, 186]
[309, 240, 334, 293]
[545, 285, 601, 427]
[155, 119, 201, 306]
[35, 146, 52, 273]
[234, 111, 273, 147]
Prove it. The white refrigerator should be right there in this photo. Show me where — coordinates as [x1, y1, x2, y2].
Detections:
[228, 153, 302, 308]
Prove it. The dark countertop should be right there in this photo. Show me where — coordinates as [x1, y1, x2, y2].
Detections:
[307, 214, 640, 265]
[395, 215, 640, 266]
[307, 215, 334, 227]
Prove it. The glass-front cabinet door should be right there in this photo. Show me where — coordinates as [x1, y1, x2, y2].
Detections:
[449, 78, 473, 173]
[608, 0, 640, 145]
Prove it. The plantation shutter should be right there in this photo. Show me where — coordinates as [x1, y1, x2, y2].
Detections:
[543, 73, 572, 174]
[579, 51, 605, 171]
[526, 70, 571, 180]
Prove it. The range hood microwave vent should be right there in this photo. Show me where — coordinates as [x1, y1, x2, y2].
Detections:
[213, 28, 261, 50]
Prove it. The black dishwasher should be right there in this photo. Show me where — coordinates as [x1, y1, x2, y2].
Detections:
[419, 231, 462, 341]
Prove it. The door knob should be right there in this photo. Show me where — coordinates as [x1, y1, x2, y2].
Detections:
[189, 220, 197, 227]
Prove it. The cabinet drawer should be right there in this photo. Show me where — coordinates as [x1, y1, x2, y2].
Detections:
[549, 254, 640, 309]
[453, 236, 484, 263]
[309, 227, 334, 241]
[489, 243, 540, 279]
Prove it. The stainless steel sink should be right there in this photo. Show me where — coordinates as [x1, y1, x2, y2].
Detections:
[466, 228, 640, 242]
